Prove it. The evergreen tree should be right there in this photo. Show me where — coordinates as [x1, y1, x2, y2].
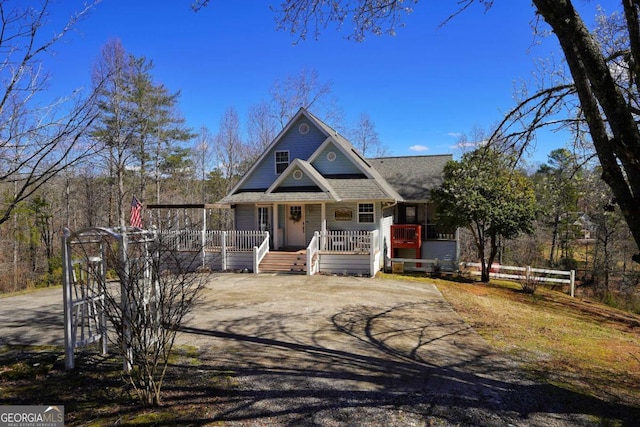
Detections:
[432, 148, 537, 282]
[533, 148, 580, 267]
[92, 40, 193, 226]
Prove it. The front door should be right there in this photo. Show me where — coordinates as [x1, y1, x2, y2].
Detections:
[287, 205, 305, 247]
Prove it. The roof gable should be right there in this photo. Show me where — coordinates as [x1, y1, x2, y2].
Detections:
[221, 108, 404, 204]
[309, 138, 369, 177]
[267, 159, 339, 200]
[229, 108, 331, 193]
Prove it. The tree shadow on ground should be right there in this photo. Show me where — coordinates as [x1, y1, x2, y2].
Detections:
[176, 300, 640, 426]
[0, 303, 63, 346]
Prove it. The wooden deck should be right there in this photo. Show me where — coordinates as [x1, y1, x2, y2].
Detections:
[391, 224, 422, 259]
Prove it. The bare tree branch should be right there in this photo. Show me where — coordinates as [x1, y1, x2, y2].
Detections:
[0, 1, 101, 226]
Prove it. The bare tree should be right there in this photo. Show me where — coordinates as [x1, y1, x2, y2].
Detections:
[272, 0, 415, 41]
[192, 126, 215, 203]
[247, 101, 278, 159]
[533, 149, 580, 267]
[269, 67, 344, 130]
[350, 112, 387, 157]
[490, 1, 640, 265]
[0, 1, 101, 227]
[214, 107, 246, 192]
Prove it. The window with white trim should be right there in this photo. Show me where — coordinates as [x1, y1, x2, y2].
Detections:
[358, 203, 375, 223]
[257, 207, 270, 232]
[275, 150, 289, 174]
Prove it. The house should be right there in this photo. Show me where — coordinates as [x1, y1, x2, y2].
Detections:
[368, 155, 458, 264]
[214, 107, 458, 276]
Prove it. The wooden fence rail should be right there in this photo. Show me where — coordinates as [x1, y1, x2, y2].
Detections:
[386, 257, 576, 297]
[461, 262, 576, 297]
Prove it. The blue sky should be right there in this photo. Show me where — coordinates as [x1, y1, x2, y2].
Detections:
[45, 0, 618, 164]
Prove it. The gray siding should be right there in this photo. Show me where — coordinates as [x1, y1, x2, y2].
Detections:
[305, 204, 322, 242]
[422, 241, 458, 264]
[160, 251, 203, 273]
[235, 205, 255, 230]
[204, 252, 223, 271]
[319, 253, 371, 276]
[326, 202, 380, 232]
[313, 143, 362, 175]
[279, 168, 317, 188]
[240, 117, 326, 190]
[226, 252, 253, 271]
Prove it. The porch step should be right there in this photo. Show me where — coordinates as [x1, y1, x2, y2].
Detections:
[259, 251, 307, 274]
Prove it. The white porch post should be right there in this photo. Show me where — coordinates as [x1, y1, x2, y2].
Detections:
[62, 229, 74, 369]
[321, 203, 327, 250]
[221, 231, 227, 271]
[201, 207, 206, 269]
[273, 203, 279, 250]
[369, 230, 378, 276]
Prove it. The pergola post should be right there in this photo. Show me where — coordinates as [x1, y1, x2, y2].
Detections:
[62, 228, 74, 370]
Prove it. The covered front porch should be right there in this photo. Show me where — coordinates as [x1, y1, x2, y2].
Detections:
[158, 228, 381, 276]
[249, 202, 381, 251]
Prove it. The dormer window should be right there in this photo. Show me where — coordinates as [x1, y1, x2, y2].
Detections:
[275, 150, 289, 174]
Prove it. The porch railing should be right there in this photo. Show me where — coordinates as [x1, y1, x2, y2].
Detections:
[225, 230, 269, 251]
[253, 232, 270, 274]
[159, 230, 203, 251]
[306, 232, 320, 275]
[319, 230, 375, 253]
[159, 230, 268, 252]
[391, 224, 422, 249]
[425, 224, 455, 240]
[157, 229, 381, 276]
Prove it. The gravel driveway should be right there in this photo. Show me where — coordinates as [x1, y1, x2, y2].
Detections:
[178, 274, 595, 426]
[1, 274, 600, 426]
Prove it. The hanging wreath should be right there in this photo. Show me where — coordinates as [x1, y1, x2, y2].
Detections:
[289, 209, 302, 223]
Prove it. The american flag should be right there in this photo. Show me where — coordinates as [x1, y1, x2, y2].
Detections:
[129, 196, 143, 228]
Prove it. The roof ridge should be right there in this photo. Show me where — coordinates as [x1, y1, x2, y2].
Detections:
[368, 153, 453, 160]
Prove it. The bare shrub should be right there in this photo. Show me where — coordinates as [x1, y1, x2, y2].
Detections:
[520, 274, 543, 295]
[69, 228, 209, 407]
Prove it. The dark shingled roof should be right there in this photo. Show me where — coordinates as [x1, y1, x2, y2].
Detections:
[220, 191, 334, 204]
[368, 154, 452, 201]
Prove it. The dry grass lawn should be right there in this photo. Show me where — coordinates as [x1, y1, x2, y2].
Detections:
[382, 272, 640, 409]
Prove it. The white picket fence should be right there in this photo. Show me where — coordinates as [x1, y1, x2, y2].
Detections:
[462, 262, 576, 297]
